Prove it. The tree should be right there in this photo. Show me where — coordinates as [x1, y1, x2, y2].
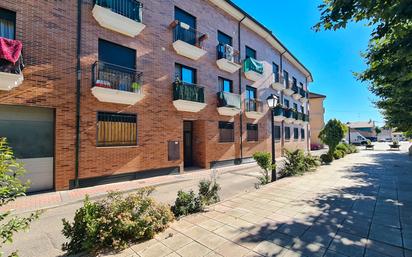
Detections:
[252, 152, 275, 185]
[0, 138, 40, 257]
[314, 0, 412, 133]
[319, 119, 347, 155]
[375, 127, 382, 136]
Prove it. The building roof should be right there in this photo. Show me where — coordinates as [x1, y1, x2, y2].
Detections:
[209, 0, 313, 82]
[309, 92, 326, 99]
[347, 121, 375, 128]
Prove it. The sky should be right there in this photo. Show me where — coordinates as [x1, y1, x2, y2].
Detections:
[232, 0, 384, 126]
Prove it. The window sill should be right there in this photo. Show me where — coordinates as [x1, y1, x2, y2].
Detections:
[96, 145, 139, 149]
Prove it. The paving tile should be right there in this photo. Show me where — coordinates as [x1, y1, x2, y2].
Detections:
[372, 213, 401, 228]
[164, 253, 181, 257]
[403, 231, 412, 250]
[252, 240, 287, 256]
[130, 239, 158, 254]
[160, 232, 193, 251]
[214, 225, 243, 240]
[369, 224, 403, 247]
[137, 241, 173, 257]
[176, 241, 211, 257]
[328, 232, 367, 257]
[214, 241, 250, 257]
[299, 230, 334, 247]
[195, 232, 229, 250]
[231, 232, 263, 250]
[276, 222, 311, 237]
[339, 217, 370, 237]
[365, 239, 404, 257]
[204, 252, 223, 257]
[264, 231, 295, 248]
[290, 241, 326, 257]
[198, 219, 225, 231]
[323, 250, 349, 257]
[100, 248, 138, 257]
[405, 249, 412, 257]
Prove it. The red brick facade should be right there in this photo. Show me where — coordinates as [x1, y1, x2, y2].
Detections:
[0, 0, 312, 191]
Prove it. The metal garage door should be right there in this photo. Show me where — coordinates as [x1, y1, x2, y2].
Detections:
[0, 105, 54, 193]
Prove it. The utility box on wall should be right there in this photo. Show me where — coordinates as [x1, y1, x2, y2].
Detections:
[168, 140, 180, 161]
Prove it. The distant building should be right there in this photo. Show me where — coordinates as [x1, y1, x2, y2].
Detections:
[309, 92, 326, 148]
[392, 132, 406, 142]
[377, 128, 392, 142]
[347, 120, 377, 141]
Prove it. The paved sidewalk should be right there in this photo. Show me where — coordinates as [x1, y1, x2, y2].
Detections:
[99, 142, 412, 257]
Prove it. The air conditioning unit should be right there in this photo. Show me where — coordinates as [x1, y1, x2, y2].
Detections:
[225, 44, 234, 62]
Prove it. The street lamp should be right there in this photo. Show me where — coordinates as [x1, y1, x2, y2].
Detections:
[266, 94, 279, 182]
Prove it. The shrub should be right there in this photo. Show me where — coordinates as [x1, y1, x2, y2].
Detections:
[304, 154, 321, 170]
[336, 143, 350, 154]
[320, 153, 334, 164]
[253, 152, 275, 185]
[319, 119, 347, 155]
[198, 179, 220, 206]
[348, 144, 359, 153]
[280, 149, 308, 177]
[0, 138, 41, 257]
[333, 150, 345, 159]
[171, 190, 203, 217]
[62, 188, 174, 255]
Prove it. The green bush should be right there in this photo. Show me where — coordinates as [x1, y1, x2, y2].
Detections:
[319, 119, 347, 155]
[171, 190, 203, 217]
[320, 153, 334, 164]
[1, 138, 41, 257]
[198, 179, 220, 206]
[304, 154, 321, 170]
[336, 143, 350, 154]
[62, 188, 174, 255]
[280, 149, 308, 177]
[348, 144, 359, 153]
[333, 150, 345, 159]
[253, 152, 275, 185]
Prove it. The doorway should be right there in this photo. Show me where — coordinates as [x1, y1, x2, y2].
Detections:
[183, 121, 193, 167]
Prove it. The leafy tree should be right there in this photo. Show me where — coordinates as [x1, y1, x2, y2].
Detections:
[252, 152, 275, 185]
[375, 127, 382, 135]
[314, 0, 412, 133]
[0, 138, 40, 257]
[319, 119, 347, 155]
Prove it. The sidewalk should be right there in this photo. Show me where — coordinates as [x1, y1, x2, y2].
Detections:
[2, 162, 259, 214]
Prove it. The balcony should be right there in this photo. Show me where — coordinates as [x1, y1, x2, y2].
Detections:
[216, 44, 241, 73]
[299, 88, 308, 103]
[296, 112, 304, 125]
[243, 57, 264, 82]
[217, 91, 241, 116]
[303, 113, 310, 124]
[173, 80, 206, 112]
[245, 99, 265, 119]
[292, 110, 300, 124]
[172, 22, 207, 60]
[92, 0, 145, 37]
[282, 80, 294, 96]
[91, 61, 144, 105]
[292, 84, 301, 100]
[0, 57, 24, 91]
[273, 106, 285, 122]
[284, 108, 294, 123]
[271, 75, 283, 91]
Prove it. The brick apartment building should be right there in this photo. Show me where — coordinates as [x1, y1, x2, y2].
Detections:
[0, 0, 313, 192]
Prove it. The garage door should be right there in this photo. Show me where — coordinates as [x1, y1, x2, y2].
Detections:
[0, 105, 54, 192]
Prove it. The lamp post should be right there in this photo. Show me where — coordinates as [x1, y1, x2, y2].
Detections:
[266, 94, 279, 182]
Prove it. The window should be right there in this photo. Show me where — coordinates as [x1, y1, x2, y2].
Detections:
[301, 128, 305, 140]
[246, 86, 257, 111]
[247, 123, 258, 141]
[219, 121, 234, 142]
[218, 77, 233, 92]
[284, 99, 290, 108]
[283, 70, 289, 87]
[294, 128, 299, 140]
[97, 112, 137, 147]
[175, 63, 196, 84]
[174, 7, 196, 45]
[175, 7, 196, 28]
[274, 125, 281, 140]
[301, 106, 305, 113]
[299, 82, 304, 89]
[292, 77, 297, 88]
[99, 39, 136, 69]
[285, 127, 291, 140]
[245, 46, 256, 59]
[218, 31, 232, 46]
[273, 63, 280, 82]
[0, 8, 16, 39]
[293, 103, 298, 111]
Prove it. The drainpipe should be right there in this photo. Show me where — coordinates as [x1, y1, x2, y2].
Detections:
[305, 76, 310, 152]
[279, 51, 286, 156]
[74, 0, 82, 188]
[238, 16, 246, 162]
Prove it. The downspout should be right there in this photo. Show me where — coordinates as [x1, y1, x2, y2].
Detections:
[279, 50, 286, 156]
[74, 0, 82, 188]
[305, 76, 310, 152]
[238, 16, 246, 162]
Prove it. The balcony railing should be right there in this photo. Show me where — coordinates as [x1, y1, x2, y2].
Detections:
[273, 106, 284, 116]
[0, 56, 24, 75]
[292, 83, 299, 94]
[297, 112, 304, 121]
[216, 43, 240, 64]
[245, 99, 263, 112]
[292, 110, 298, 120]
[299, 88, 307, 98]
[95, 0, 143, 22]
[173, 80, 205, 103]
[173, 23, 207, 48]
[92, 61, 143, 92]
[217, 91, 241, 109]
[243, 57, 264, 75]
[284, 108, 293, 119]
[303, 113, 310, 122]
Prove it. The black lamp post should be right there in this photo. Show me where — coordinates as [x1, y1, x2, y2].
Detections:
[266, 94, 279, 182]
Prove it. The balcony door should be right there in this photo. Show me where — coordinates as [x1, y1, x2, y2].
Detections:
[175, 7, 196, 45]
[183, 121, 193, 167]
[246, 86, 257, 111]
[98, 39, 136, 69]
[175, 63, 196, 84]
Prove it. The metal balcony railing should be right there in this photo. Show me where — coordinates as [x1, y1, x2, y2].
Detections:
[292, 110, 298, 120]
[273, 106, 285, 116]
[245, 99, 263, 112]
[95, 0, 143, 22]
[0, 55, 24, 75]
[173, 23, 207, 48]
[217, 91, 241, 109]
[216, 43, 240, 64]
[243, 57, 264, 75]
[292, 83, 299, 94]
[173, 80, 205, 103]
[299, 88, 307, 98]
[283, 108, 293, 119]
[92, 61, 143, 93]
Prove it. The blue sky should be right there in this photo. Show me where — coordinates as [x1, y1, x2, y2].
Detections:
[232, 0, 384, 126]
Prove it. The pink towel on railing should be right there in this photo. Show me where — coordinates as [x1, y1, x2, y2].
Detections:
[0, 37, 23, 64]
